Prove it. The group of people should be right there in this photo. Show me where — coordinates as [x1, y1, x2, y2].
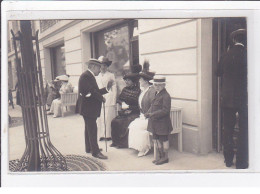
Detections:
[40, 27, 248, 169]
[76, 56, 173, 165]
[46, 74, 73, 117]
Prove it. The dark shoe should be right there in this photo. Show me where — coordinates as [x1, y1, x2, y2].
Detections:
[99, 137, 105, 141]
[92, 152, 108, 160]
[155, 158, 169, 165]
[110, 143, 117, 147]
[236, 163, 248, 169]
[117, 145, 127, 149]
[225, 160, 233, 167]
[106, 137, 112, 141]
[152, 159, 159, 164]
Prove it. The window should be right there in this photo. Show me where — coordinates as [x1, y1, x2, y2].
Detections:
[93, 20, 139, 94]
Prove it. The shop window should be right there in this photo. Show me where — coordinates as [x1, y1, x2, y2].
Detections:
[50, 44, 66, 79]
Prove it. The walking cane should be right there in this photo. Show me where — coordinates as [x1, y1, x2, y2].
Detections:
[103, 102, 108, 152]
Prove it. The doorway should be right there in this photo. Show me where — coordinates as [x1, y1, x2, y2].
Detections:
[50, 44, 66, 79]
[212, 17, 247, 152]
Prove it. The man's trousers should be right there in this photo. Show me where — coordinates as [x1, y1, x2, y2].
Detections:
[222, 107, 248, 169]
[83, 115, 100, 156]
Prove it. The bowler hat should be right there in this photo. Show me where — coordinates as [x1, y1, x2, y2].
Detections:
[230, 28, 246, 41]
[98, 56, 112, 67]
[123, 64, 142, 80]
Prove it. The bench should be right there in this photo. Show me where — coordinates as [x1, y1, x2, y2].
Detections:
[170, 107, 183, 152]
[60, 92, 78, 117]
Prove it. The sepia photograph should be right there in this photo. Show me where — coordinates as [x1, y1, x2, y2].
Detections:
[6, 17, 249, 172]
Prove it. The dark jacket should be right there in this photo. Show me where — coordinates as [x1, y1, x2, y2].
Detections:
[147, 88, 173, 135]
[118, 83, 141, 115]
[217, 44, 247, 108]
[75, 70, 108, 118]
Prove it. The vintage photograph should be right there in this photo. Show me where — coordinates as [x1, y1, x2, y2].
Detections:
[7, 18, 248, 172]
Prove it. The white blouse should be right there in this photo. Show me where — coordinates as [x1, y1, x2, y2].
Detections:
[138, 86, 150, 110]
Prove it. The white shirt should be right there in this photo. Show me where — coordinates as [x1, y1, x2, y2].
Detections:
[88, 69, 95, 77]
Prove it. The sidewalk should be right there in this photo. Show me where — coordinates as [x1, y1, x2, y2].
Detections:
[8, 105, 232, 171]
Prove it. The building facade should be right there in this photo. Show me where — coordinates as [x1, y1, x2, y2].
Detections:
[8, 18, 245, 154]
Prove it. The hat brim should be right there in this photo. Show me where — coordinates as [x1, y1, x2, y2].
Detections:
[87, 59, 102, 66]
[150, 80, 167, 84]
[139, 73, 154, 81]
[123, 73, 140, 80]
[102, 61, 112, 67]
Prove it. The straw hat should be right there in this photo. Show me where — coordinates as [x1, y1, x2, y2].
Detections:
[150, 75, 167, 84]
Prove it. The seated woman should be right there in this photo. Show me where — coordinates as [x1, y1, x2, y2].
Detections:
[47, 75, 73, 118]
[128, 61, 156, 157]
[110, 64, 142, 148]
[45, 80, 60, 111]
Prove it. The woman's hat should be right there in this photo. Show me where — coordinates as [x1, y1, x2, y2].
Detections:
[98, 56, 112, 67]
[54, 75, 69, 82]
[123, 64, 142, 80]
[150, 75, 166, 84]
[230, 28, 246, 41]
[139, 60, 155, 81]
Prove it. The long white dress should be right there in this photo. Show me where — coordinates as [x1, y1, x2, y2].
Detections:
[128, 87, 151, 155]
[49, 82, 73, 117]
[96, 71, 117, 139]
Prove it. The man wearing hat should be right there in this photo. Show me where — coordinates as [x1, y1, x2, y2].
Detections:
[76, 59, 114, 160]
[217, 28, 248, 169]
[145, 76, 173, 165]
[96, 56, 117, 141]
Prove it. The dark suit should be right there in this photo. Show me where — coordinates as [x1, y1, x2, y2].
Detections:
[147, 88, 173, 136]
[217, 44, 248, 169]
[76, 70, 108, 155]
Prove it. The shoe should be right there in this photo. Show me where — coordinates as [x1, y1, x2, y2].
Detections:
[99, 137, 105, 141]
[138, 151, 145, 157]
[143, 149, 150, 156]
[110, 143, 117, 147]
[225, 160, 233, 167]
[92, 152, 108, 160]
[106, 137, 112, 141]
[155, 158, 169, 165]
[152, 159, 159, 164]
[117, 145, 126, 149]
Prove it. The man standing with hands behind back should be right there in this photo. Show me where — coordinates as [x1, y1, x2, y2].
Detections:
[76, 59, 114, 160]
[217, 28, 248, 169]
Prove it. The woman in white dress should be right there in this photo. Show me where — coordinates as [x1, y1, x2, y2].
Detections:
[128, 62, 156, 157]
[96, 56, 117, 141]
[48, 75, 73, 118]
